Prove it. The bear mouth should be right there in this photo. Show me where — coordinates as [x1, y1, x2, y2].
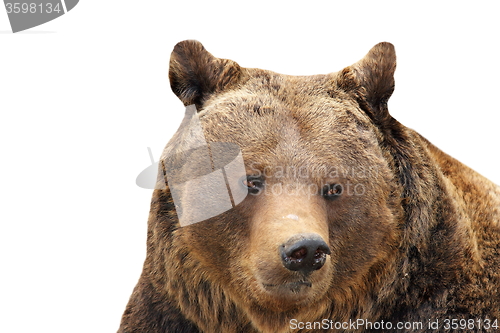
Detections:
[262, 280, 312, 294]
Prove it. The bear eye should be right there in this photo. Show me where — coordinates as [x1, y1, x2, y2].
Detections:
[322, 184, 343, 200]
[242, 176, 264, 195]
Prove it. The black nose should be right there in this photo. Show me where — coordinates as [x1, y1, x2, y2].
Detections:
[280, 234, 331, 273]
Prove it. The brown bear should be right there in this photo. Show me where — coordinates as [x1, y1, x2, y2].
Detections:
[118, 40, 500, 333]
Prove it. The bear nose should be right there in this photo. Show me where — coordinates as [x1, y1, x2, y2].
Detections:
[280, 234, 331, 273]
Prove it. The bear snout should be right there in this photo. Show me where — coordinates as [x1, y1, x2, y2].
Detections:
[280, 233, 331, 273]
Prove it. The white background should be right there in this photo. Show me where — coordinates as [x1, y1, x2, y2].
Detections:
[1, 1, 499, 332]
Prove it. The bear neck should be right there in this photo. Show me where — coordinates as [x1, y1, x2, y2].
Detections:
[376, 123, 500, 320]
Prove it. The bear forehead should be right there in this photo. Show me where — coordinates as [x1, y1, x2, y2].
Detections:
[203, 70, 354, 109]
[199, 71, 370, 129]
[197, 71, 381, 170]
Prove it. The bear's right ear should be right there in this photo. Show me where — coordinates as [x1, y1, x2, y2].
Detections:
[169, 40, 243, 108]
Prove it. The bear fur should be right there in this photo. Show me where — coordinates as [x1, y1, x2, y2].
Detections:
[118, 40, 500, 333]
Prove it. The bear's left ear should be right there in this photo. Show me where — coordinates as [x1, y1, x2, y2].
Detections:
[336, 42, 396, 126]
[169, 40, 243, 108]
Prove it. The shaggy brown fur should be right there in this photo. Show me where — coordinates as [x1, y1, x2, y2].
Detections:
[118, 40, 500, 333]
